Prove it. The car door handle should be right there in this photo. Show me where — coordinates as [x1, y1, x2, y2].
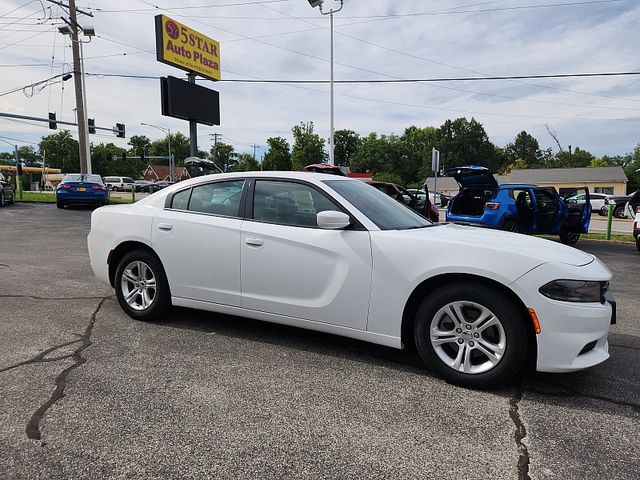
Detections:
[157, 223, 173, 231]
[245, 237, 263, 247]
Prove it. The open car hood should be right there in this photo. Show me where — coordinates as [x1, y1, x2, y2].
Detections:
[445, 165, 498, 189]
[184, 157, 224, 178]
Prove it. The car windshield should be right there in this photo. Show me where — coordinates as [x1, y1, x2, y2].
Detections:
[326, 179, 431, 230]
[62, 174, 103, 183]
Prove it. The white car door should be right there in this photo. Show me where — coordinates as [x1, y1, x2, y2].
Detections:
[240, 179, 371, 330]
[151, 179, 245, 306]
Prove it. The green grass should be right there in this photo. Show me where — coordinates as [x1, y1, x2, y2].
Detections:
[17, 191, 133, 204]
[537, 232, 634, 243]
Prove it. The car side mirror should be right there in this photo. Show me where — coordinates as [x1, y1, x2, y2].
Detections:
[316, 210, 350, 229]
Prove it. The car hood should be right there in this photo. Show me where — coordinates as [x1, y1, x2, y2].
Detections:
[397, 223, 594, 267]
[445, 165, 498, 189]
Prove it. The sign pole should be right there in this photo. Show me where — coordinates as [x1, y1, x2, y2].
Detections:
[432, 147, 440, 205]
[187, 73, 198, 157]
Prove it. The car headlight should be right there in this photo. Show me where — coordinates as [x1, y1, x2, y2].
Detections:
[539, 280, 608, 303]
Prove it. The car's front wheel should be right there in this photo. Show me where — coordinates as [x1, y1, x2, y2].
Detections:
[613, 204, 626, 218]
[559, 231, 580, 244]
[414, 282, 528, 388]
[115, 250, 171, 321]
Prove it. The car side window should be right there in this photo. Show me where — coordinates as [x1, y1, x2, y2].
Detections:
[186, 180, 245, 217]
[171, 188, 191, 210]
[252, 180, 340, 227]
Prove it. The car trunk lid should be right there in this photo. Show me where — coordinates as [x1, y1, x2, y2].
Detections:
[446, 166, 498, 189]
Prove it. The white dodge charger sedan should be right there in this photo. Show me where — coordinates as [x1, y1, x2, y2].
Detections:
[88, 172, 615, 388]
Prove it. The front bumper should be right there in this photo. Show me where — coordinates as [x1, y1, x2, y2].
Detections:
[510, 259, 613, 372]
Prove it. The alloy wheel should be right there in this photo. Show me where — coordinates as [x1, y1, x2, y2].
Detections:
[120, 260, 157, 311]
[429, 301, 506, 375]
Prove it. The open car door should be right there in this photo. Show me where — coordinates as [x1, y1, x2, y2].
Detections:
[562, 187, 591, 233]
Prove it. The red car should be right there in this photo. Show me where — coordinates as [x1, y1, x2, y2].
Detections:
[365, 181, 439, 223]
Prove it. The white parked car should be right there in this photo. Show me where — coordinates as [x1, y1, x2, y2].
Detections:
[103, 176, 135, 192]
[88, 172, 615, 388]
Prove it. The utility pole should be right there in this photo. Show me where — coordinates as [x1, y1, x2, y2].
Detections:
[211, 133, 222, 166]
[68, 0, 91, 174]
[251, 144, 258, 161]
[187, 73, 198, 156]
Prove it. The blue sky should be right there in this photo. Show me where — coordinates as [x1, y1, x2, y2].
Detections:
[1, 0, 639, 160]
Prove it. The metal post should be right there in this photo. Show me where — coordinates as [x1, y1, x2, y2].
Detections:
[68, 0, 90, 174]
[187, 73, 198, 157]
[606, 204, 613, 240]
[329, 10, 334, 165]
[14, 145, 22, 200]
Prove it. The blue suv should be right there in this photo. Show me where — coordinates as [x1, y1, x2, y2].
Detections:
[445, 166, 591, 244]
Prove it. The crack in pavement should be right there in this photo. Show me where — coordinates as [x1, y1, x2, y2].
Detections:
[610, 342, 640, 351]
[0, 296, 110, 441]
[508, 384, 531, 480]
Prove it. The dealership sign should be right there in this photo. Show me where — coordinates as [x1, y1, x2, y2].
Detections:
[154, 15, 221, 81]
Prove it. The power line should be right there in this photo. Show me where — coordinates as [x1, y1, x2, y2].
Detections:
[88, 0, 292, 13]
[84, 70, 640, 83]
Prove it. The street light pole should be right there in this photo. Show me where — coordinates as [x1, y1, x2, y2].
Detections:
[310, 0, 343, 166]
[140, 123, 174, 182]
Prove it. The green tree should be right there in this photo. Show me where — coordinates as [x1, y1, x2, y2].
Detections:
[504, 131, 543, 169]
[149, 132, 190, 164]
[333, 129, 360, 167]
[39, 130, 79, 172]
[623, 143, 640, 193]
[210, 142, 236, 172]
[90, 143, 145, 178]
[234, 152, 260, 172]
[128, 135, 151, 158]
[401, 125, 437, 182]
[262, 136, 291, 170]
[291, 121, 326, 170]
[553, 146, 594, 168]
[435, 117, 501, 172]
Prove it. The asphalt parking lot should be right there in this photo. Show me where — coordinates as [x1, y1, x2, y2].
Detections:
[1, 203, 638, 479]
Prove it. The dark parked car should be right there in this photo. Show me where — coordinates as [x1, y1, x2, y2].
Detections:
[445, 166, 591, 244]
[366, 181, 439, 222]
[407, 188, 450, 208]
[153, 180, 176, 190]
[134, 180, 154, 193]
[602, 190, 638, 218]
[303, 164, 346, 176]
[56, 174, 108, 208]
[0, 173, 16, 207]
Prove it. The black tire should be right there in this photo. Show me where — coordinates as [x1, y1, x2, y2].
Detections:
[114, 249, 171, 321]
[56, 200, 65, 209]
[636, 236, 640, 253]
[559, 231, 580, 245]
[413, 282, 528, 389]
[0, 191, 4, 207]
[613, 204, 626, 219]
[502, 219, 521, 233]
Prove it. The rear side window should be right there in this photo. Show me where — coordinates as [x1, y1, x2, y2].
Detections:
[171, 189, 191, 210]
[188, 180, 244, 216]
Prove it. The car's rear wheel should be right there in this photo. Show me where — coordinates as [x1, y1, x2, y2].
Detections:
[559, 231, 580, 244]
[56, 200, 65, 209]
[115, 250, 171, 321]
[414, 282, 528, 389]
[0, 191, 5, 207]
[613, 204, 626, 218]
[502, 219, 521, 233]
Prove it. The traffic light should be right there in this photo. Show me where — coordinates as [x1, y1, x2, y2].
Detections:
[140, 151, 145, 161]
[48, 112, 57, 129]
[122, 152, 127, 161]
[88, 118, 96, 134]
[115, 123, 125, 138]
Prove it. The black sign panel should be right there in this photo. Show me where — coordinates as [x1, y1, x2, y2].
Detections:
[160, 76, 220, 126]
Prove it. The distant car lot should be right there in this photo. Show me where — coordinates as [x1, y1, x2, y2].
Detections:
[0, 203, 638, 479]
